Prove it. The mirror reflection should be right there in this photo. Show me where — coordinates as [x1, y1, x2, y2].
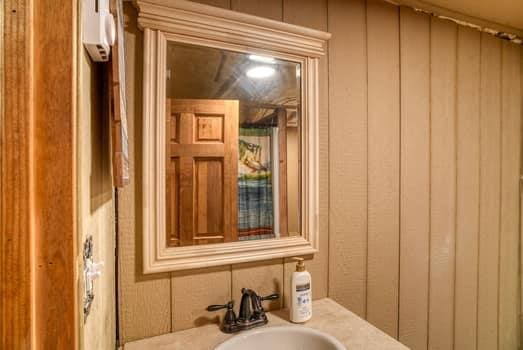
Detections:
[165, 41, 301, 246]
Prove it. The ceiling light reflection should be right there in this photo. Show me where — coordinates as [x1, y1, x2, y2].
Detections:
[246, 66, 276, 79]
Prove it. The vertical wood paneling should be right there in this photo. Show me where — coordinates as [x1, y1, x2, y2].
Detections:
[327, 0, 368, 318]
[477, 33, 502, 350]
[366, 0, 400, 338]
[172, 266, 231, 331]
[119, 1, 523, 347]
[454, 26, 481, 350]
[33, 0, 77, 347]
[1, 1, 33, 348]
[428, 17, 457, 350]
[498, 41, 521, 350]
[282, 0, 329, 303]
[398, 7, 430, 349]
[283, 0, 327, 31]
[231, 0, 282, 20]
[232, 260, 283, 311]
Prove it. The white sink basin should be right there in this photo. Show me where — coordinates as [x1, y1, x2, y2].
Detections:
[214, 326, 347, 350]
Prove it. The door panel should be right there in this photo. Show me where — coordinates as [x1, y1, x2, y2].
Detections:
[166, 99, 239, 246]
[195, 158, 224, 240]
[195, 115, 224, 142]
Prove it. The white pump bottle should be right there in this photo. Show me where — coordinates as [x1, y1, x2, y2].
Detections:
[290, 257, 312, 323]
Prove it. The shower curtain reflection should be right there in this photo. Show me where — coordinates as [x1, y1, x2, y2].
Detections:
[238, 127, 276, 240]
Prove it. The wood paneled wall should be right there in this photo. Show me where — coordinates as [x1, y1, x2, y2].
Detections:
[329, 2, 522, 350]
[118, 1, 522, 349]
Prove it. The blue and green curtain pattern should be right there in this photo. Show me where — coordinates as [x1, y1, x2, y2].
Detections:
[238, 127, 275, 240]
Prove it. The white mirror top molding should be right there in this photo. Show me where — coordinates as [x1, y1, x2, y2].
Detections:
[133, 0, 331, 57]
[135, 0, 331, 273]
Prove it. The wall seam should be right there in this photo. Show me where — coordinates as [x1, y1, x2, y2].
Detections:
[279, 0, 284, 308]
[170, 273, 174, 332]
[325, 0, 331, 299]
[364, 0, 370, 320]
[426, 15, 432, 350]
[475, 32, 483, 350]
[230, 264, 233, 302]
[451, 23, 459, 350]
[396, 4, 402, 341]
[496, 41, 504, 350]
[114, 189, 121, 348]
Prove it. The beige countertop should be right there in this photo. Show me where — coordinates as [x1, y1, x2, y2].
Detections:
[124, 298, 409, 350]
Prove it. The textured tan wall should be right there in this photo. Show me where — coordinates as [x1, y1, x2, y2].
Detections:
[77, 47, 116, 350]
[118, 1, 522, 349]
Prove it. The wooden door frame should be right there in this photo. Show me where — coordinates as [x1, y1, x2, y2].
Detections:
[1, 0, 77, 349]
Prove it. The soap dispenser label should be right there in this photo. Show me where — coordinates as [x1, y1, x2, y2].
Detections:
[295, 283, 311, 310]
[296, 283, 310, 292]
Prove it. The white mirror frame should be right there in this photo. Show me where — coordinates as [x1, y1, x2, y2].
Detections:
[136, 0, 331, 273]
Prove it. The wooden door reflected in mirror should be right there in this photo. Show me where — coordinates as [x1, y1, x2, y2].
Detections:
[166, 99, 239, 246]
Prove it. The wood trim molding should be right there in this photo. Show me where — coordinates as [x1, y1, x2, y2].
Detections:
[138, 2, 328, 273]
[1, 1, 33, 348]
[33, 0, 77, 347]
[1, 0, 77, 348]
[133, 0, 331, 58]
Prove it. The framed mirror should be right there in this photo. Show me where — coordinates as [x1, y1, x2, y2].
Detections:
[136, 0, 331, 273]
[164, 42, 302, 244]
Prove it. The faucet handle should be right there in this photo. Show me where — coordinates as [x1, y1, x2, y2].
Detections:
[261, 293, 280, 301]
[207, 300, 234, 312]
[207, 301, 238, 333]
[249, 292, 280, 318]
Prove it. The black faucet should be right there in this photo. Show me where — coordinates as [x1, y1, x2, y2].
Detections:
[207, 288, 280, 333]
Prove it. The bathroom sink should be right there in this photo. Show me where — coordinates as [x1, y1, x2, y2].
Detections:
[214, 326, 347, 350]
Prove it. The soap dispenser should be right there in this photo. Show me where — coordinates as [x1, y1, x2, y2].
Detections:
[290, 257, 312, 323]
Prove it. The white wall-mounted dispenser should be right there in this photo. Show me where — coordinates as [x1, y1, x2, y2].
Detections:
[82, 0, 116, 62]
